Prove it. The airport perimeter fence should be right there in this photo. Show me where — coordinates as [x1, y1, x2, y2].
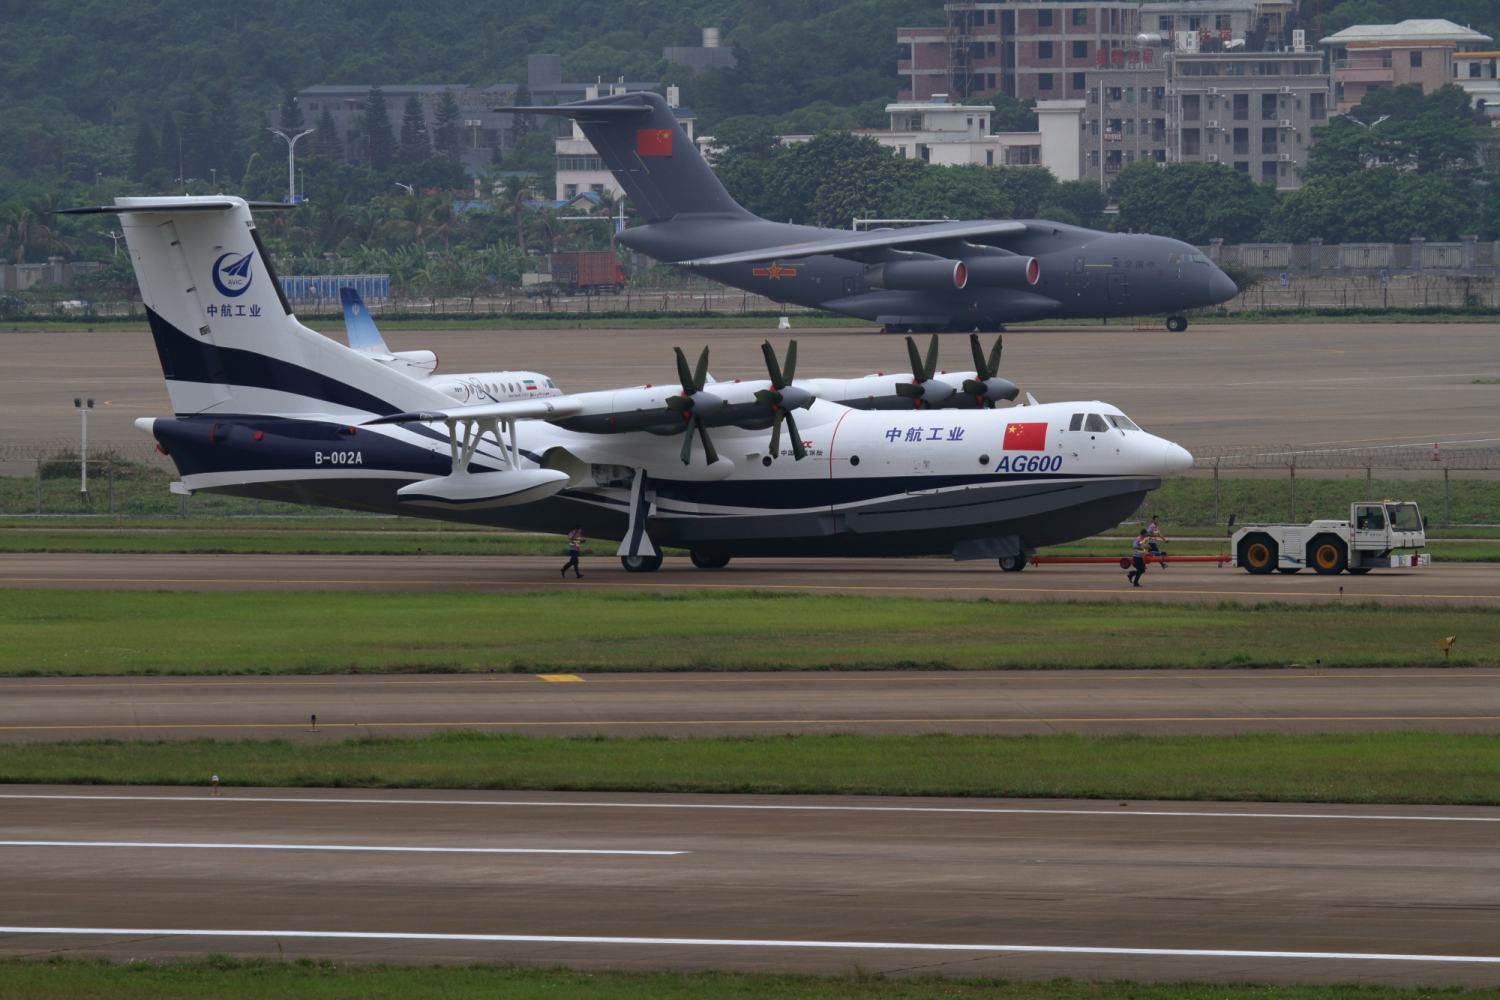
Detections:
[4, 440, 1500, 528]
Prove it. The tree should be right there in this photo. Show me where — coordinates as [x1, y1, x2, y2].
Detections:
[313, 108, 344, 164]
[1304, 85, 1488, 181]
[278, 91, 305, 132]
[363, 87, 396, 172]
[130, 121, 158, 181]
[398, 95, 431, 165]
[990, 95, 1038, 133]
[1113, 162, 1276, 244]
[509, 83, 536, 146]
[1267, 168, 1472, 242]
[433, 91, 462, 161]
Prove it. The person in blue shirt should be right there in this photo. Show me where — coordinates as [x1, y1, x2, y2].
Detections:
[1127, 529, 1149, 587]
[561, 526, 584, 578]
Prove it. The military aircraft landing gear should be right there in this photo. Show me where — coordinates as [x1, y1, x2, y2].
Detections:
[1165, 315, 1189, 332]
[621, 554, 664, 573]
[998, 554, 1027, 572]
[690, 550, 731, 569]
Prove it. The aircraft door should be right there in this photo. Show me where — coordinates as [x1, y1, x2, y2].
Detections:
[1065, 255, 1088, 301]
[1353, 503, 1386, 549]
[1106, 271, 1130, 307]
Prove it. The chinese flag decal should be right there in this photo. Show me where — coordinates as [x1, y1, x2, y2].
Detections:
[1003, 422, 1047, 450]
[636, 128, 673, 156]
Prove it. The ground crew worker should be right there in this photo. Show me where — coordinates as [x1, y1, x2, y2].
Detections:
[561, 526, 584, 578]
[1128, 529, 1149, 587]
[1146, 514, 1167, 569]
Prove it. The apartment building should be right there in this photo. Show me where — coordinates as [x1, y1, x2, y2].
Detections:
[1321, 19, 1493, 113]
[1453, 50, 1500, 119]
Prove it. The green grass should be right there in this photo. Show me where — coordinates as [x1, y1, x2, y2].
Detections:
[1, 590, 1495, 676]
[3, 730, 1497, 805]
[6, 958, 1496, 1000]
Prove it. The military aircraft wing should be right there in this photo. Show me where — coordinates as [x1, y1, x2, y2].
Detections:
[676, 220, 1031, 267]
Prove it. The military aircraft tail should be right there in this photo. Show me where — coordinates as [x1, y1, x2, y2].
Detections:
[507, 92, 754, 224]
[60, 197, 446, 420]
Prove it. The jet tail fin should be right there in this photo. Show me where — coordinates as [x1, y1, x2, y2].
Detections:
[340, 287, 390, 354]
[503, 92, 753, 224]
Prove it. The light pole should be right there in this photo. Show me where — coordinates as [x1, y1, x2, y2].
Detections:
[394, 181, 415, 196]
[268, 127, 315, 203]
[98, 231, 124, 256]
[73, 397, 93, 498]
[1347, 114, 1390, 129]
[240, 151, 260, 192]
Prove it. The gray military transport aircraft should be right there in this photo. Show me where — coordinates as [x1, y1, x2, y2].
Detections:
[62, 196, 1193, 573]
[507, 92, 1238, 333]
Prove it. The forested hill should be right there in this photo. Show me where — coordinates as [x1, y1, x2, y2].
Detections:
[0, 0, 931, 186]
[3, 0, 1494, 191]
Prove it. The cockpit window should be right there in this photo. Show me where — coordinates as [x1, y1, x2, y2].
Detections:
[546, 379, 556, 388]
[1084, 413, 1109, 433]
[1069, 413, 1084, 431]
[1105, 413, 1139, 430]
[1188, 252, 1211, 265]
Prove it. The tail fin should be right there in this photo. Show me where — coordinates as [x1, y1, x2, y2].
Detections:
[508, 92, 753, 224]
[61, 197, 445, 418]
[340, 286, 390, 353]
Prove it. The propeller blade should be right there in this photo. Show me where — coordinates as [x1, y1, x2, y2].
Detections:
[679, 417, 696, 465]
[696, 414, 719, 465]
[968, 333, 988, 377]
[784, 410, 806, 460]
[783, 339, 797, 383]
[760, 340, 784, 388]
[692, 346, 711, 392]
[769, 410, 783, 459]
[923, 334, 940, 380]
[987, 335, 1003, 379]
[674, 347, 696, 391]
[904, 336, 925, 380]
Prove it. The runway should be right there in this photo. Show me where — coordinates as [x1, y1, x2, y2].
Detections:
[2, 552, 1497, 606]
[2, 667, 1498, 741]
[0, 786, 1496, 985]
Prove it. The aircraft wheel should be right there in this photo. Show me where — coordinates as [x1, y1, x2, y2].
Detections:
[998, 555, 1027, 572]
[690, 550, 731, 569]
[620, 554, 664, 573]
[1308, 536, 1348, 575]
[1237, 533, 1277, 574]
[1165, 315, 1188, 332]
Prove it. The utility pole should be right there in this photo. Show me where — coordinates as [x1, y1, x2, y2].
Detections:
[73, 397, 94, 497]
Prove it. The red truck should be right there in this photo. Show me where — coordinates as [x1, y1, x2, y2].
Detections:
[544, 251, 625, 295]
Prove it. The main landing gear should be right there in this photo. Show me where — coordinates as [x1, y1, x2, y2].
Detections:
[998, 555, 1027, 572]
[1165, 315, 1189, 332]
[620, 554, 663, 573]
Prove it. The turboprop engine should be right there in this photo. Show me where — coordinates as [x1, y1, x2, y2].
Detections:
[963, 256, 1040, 289]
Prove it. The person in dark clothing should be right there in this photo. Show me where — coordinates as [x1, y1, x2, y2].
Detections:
[561, 526, 584, 578]
[1127, 529, 1148, 587]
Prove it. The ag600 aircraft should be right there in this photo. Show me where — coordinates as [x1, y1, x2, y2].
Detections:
[66, 197, 1191, 572]
[507, 91, 1238, 333]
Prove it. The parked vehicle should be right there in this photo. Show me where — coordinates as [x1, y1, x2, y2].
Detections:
[1231, 501, 1429, 575]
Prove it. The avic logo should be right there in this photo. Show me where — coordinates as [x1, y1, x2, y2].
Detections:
[211, 252, 255, 297]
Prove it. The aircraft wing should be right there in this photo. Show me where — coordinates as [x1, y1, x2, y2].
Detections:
[676, 220, 1031, 267]
[367, 397, 584, 425]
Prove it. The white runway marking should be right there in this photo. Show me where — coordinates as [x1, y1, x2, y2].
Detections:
[0, 926, 1495, 965]
[0, 839, 683, 856]
[3, 791, 1496, 824]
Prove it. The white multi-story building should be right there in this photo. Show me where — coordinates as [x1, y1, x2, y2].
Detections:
[865, 98, 1083, 179]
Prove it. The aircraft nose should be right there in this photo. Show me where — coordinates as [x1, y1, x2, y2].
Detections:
[1158, 439, 1194, 476]
[1208, 268, 1238, 304]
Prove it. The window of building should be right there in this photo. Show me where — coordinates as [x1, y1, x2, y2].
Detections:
[1410, 50, 1423, 68]
[1217, 15, 1232, 29]
[1072, 40, 1088, 59]
[1232, 127, 1248, 154]
[1261, 161, 1277, 183]
[1232, 93, 1249, 121]
[563, 184, 578, 198]
[1072, 8, 1088, 26]
[1072, 72, 1087, 90]
[1261, 93, 1277, 119]
[1310, 92, 1325, 120]
[1039, 41, 1053, 59]
[1233, 161, 1248, 173]
[1038, 9, 1053, 27]
[1261, 126, 1277, 152]
[1159, 15, 1172, 30]
[1038, 72, 1054, 90]
[987, 41, 996, 56]
[988, 9, 996, 23]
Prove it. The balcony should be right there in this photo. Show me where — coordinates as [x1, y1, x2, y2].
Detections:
[1333, 65, 1395, 85]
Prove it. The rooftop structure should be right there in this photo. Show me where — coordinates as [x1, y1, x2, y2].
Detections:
[1320, 18, 1493, 113]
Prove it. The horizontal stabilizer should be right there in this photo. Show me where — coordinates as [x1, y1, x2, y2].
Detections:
[60, 198, 299, 216]
[677, 221, 1031, 266]
[366, 397, 584, 425]
[496, 102, 650, 118]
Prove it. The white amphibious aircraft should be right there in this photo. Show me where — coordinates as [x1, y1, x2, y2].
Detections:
[64, 197, 1192, 572]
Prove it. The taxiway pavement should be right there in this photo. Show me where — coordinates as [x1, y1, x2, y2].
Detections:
[0, 786, 1496, 985]
[1, 552, 1496, 606]
[2, 667, 1498, 742]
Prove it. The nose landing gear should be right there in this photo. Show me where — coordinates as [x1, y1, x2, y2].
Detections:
[1165, 315, 1188, 332]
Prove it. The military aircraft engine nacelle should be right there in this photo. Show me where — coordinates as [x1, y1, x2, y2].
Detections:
[964, 256, 1040, 289]
[397, 469, 570, 510]
[370, 350, 439, 378]
[863, 259, 968, 292]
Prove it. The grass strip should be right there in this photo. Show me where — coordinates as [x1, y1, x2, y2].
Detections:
[3, 957, 1497, 1000]
[2, 731, 1497, 805]
[1, 590, 1495, 675]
